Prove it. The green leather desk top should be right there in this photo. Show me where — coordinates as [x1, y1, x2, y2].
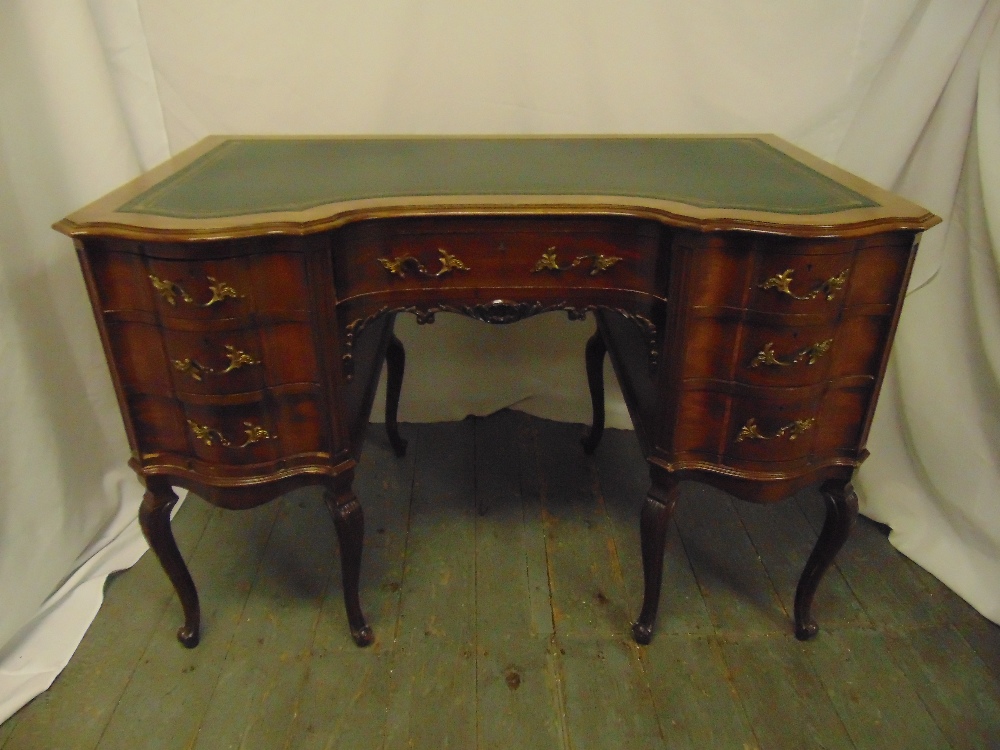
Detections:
[56, 135, 940, 239]
[118, 137, 875, 218]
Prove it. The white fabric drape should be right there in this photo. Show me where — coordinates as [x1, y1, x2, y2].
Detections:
[1, 0, 997, 723]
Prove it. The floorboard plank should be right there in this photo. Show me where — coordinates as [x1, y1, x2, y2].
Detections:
[884, 624, 1000, 750]
[735, 498, 871, 633]
[795, 494, 944, 631]
[190, 491, 336, 750]
[806, 629, 950, 750]
[280, 428, 416, 750]
[382, 421, 478, 750]
[93, 500, 281, 750]
[474, 413, 566, 749]
[721, 634, 856, 750]
[512, 413, 562, 639]
[2, 496, 213, 750]
[674, 484, 787, 636]
[954, 614, 1000, 681]
[639, 634, 758, 750]
[535, 420, 631, 641]
[558, 637, 666, 750]
[594, 429, 713, 637]
[532, 419, 666, 747]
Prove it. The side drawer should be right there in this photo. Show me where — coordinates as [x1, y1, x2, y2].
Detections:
[127, 387, 328, 467]
[106, 319, 320, 396]
[143, 251, 312, 322]
[669, 382, 873, 467]
[680, 315, 839, 387]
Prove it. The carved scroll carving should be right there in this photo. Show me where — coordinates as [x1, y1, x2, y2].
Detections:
[341, 300, 659, 380]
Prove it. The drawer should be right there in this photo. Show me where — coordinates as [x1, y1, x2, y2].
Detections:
[670, 383, 873, 466]
[127, 388, 326, 466]
[333, 217, 664, 302]
[681, 316, 839, 387]
[672, 386, 822, 465]
[144, 252, 311, 322]
[106, 319, 320, 396]
[180, 388, 326, 466]
[164, 322, 319, 395]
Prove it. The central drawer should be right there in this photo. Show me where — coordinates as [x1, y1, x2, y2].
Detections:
[332, 216, 666, 303]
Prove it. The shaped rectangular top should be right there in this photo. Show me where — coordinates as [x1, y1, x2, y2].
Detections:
[56, 135, 939, 239]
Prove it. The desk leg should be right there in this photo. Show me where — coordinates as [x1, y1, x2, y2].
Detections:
[581, 328, 607, 454]
[794, 477, 858, 640]
[324, 478, 374, 647]
[384, 332, 408, 457]
[139, 479, 200, 648]
[632, 469, 678, 645]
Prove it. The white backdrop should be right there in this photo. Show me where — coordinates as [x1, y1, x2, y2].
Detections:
[2, 0, 999, 722]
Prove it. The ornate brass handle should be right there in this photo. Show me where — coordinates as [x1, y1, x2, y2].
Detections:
[150, 275, 243, 307]
[749, 339, 833, 369]
[173, 345, 260, 382]
[531, 248, 622, 276]
[378, 249, 470, 278]
[758, 268, 849, 302]
[187, 419, 276, 448]
[736, 417, 816, 443]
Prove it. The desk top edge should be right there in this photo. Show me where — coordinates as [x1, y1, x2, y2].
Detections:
[55, 134, 941, 241]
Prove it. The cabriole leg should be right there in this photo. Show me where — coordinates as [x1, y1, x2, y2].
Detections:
[581, 328, 607, 454]
[324, 478, 374, 647]
[632, 470, 678, 645]
[385, 332, 408, 457]
[139, 479, 200, 648]
[794, 477, 859, 640]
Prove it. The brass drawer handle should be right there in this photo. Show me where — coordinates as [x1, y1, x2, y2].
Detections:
[378, 248, 470, 278]
[749, 339, 833, 368]
[150, 275, 243, 307]
[531, 248, 622, 276]
[187, 419, 276, 448]
[758, 268, 849, 302]
[736, 417, 815, 443]
[173, 345, 260, 382]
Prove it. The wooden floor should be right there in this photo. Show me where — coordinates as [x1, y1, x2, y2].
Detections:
[3, 411, 999, 749]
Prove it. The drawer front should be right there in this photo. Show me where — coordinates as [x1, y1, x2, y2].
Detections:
[672, 387, 821, 464]
[180, 389, 326, 466]
[670, 383, 872, 467]
[126, 388, 327, 467]
[164, 322, 319, 395]
[145, 257, 253, 321]
[681, 316, 839, 387]
[334, 217, 663, 302]
[106, 319, 320, 396]
[144, 252, 311, 322]
[747, 251, 854, 317]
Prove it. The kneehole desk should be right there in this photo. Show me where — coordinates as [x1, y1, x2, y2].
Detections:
[56, 135, 939, 648]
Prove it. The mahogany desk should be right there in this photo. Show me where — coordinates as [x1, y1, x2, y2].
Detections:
[55, 136, 939, 647]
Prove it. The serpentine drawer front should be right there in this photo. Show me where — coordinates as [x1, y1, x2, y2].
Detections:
[56, 135, 939, 649]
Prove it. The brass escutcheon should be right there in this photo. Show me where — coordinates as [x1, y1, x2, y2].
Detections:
[377, 248, 470, 278]
[150, 275, 242, 307]
[531, 248, 622, 276]
[172, 345, 260, 381]
[758, 268, 849, 302]
[187, 419, 276, 448]
[749, 339, 833, 368]
[736, 416, 816, 443]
